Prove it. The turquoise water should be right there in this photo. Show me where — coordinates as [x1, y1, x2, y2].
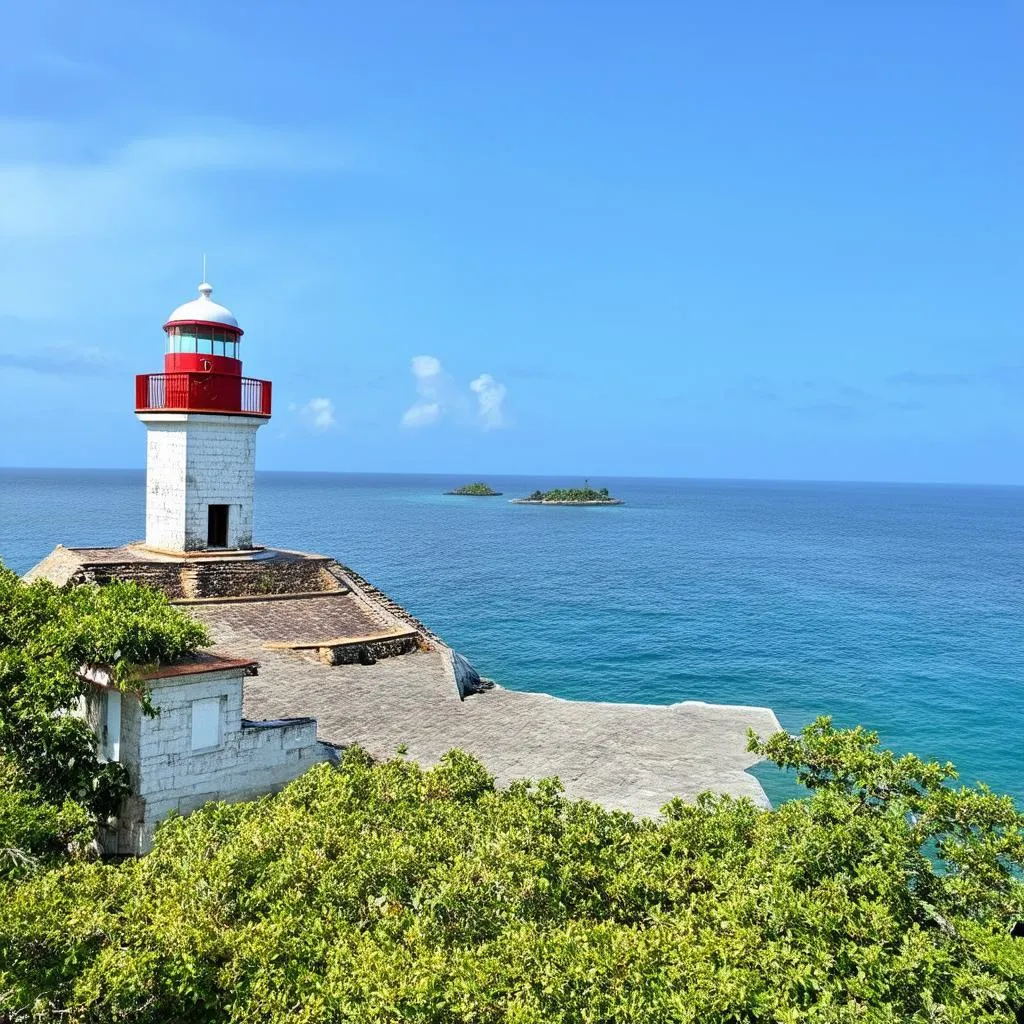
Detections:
[2, 469, 1022, 806]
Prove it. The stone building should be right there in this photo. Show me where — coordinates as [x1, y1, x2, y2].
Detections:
[27, 275, 782, 855]
[80, 655, 332, 856]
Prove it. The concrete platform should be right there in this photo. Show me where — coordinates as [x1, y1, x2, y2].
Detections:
[189, 592, 390, 645]
[206, 613, 781, 814]
[27, 542, 784, 813]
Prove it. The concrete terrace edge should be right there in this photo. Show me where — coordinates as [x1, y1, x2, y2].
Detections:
[24, 542, 785, 810]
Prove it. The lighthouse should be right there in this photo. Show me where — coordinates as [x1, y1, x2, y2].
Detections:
[135, 279, 272, 552]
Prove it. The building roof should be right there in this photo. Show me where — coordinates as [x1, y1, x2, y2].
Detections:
[139, 653, 258, 680]
[79, 653, 258, 689]
[165, 281, 240, 331]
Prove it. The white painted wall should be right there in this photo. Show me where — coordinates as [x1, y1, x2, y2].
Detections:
[104, 666, 334, 855]
[143, 423, 188, 550]
[138, 413, 265, 551]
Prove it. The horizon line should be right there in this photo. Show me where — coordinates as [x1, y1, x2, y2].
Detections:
[1, 465, 1022, 490]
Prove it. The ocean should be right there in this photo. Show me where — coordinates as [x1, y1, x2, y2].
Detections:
[2, 468, 1022, 808]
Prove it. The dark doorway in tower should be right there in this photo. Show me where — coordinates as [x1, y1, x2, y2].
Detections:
[207, 505, 229, 548]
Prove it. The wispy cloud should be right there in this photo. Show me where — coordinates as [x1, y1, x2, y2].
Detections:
[0, 119, 349, 241]
[294, 396, 337, 432]
[888, 370, 975, 387]
[0, 343, 114, 376]
[401, 356, 509, 430]
[790, 400, 865, 421]
[888, 366, 1024, 397]
[737, 376, 782, 404]
[401, 402, 441, 428]
[784, 379, 873, 421]
[470, 373, 507, 429]
[759, 366, 1024, 421]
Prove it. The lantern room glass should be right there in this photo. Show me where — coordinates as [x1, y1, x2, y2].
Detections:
[166, 325, 239, 360]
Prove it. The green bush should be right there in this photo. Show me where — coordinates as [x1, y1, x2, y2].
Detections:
[448, 483, 500, 495]
[0, 768, 92, 879]
[523, 486, 618, 502]
[0, 563, 208, 873]
[1, 561, 1021, 1020]
[2, 726, 1022, 1023]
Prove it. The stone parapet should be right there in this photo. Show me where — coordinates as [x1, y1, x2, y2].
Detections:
[179, 554, 335, 598]
[25, 546, 338, 602]
[328, 563, 445, 649]
[56, 555, 189, 599]
[313, 632, 420, 666]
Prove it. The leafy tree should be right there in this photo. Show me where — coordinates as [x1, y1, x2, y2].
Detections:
[0, 563, 208, 875]
[2, 724, 1022, 1022]
[520, 486, 620, 503]
[749, 720, 1024, 929]
[447, 483, 501, 496]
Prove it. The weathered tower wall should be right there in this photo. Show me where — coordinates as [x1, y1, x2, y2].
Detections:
[139, 412, 264, 551]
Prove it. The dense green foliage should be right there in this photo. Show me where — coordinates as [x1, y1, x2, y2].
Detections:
[445, 482, 502, 496]
[0, 563, 208, 875]
[522, 486, 618, 502]
[1, 564, 1021, 1019]
[3, 723, 1021, 1022]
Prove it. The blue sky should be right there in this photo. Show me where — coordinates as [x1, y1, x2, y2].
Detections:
[0, 1, 1020, 482]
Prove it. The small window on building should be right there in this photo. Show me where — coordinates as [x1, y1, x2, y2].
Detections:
[208, 504, 229, 547]
[180, 333, 197, 354]
[191, 697, 222, 751]
[103, 689, 121, 762]
[213, 339, 225, 357]
[198, 336, 213, 355]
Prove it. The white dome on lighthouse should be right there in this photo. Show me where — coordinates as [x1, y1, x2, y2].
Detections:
[164, 282, 240, 330]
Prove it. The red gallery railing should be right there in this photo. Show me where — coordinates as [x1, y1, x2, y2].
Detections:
[135, 373, 272, 417]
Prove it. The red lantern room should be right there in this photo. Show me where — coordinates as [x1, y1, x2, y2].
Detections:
[164, 281, 244, 374]
[135, 281, 272, 417]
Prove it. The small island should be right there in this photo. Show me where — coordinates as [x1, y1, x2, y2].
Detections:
[511, 486, 624, 506]
[444, 482, 503, 496]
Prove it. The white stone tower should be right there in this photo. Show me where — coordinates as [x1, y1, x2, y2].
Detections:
[135, 280, 272, 552]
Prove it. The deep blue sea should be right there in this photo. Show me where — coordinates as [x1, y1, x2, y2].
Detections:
[2, 469, 1022, 807]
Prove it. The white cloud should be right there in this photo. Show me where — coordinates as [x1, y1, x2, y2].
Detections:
[401, 401, 441, 428]
[470, 373, 507, 429]
[297, 396, 336, 432]
[401, 355, 509, 430]
[410, 354, 442, 379]
[402, 354, 446, 428]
